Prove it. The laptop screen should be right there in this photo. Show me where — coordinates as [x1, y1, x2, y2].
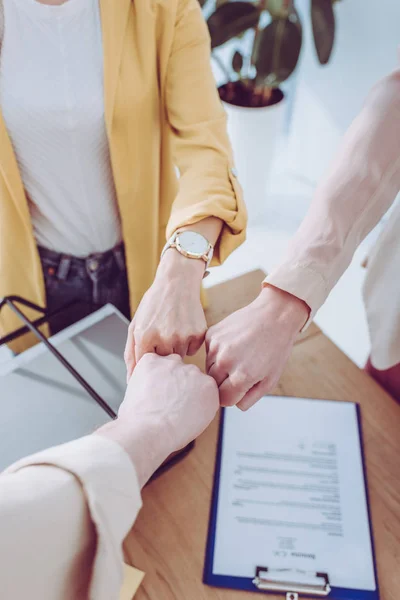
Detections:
[0, 305, 128, 470]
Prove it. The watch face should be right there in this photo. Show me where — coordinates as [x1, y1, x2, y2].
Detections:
[177, 231, 209, 256]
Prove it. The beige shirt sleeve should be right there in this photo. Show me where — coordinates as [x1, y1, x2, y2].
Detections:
[0, 435, 142, 600]
[265, 68, 400, 328]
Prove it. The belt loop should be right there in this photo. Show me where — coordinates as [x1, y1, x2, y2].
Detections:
[113, 244, 126, 272]
[56, 256, 72, 281]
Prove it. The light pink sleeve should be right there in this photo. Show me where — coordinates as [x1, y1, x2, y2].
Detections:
[265, 68, 400, 328]
[0, 435, 142, 600]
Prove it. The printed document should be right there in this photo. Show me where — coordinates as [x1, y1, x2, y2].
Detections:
[213, 396, 376, 591]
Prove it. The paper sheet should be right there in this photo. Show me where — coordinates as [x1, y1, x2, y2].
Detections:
[212, 396, 376, 592]
[119, 564, 145, 600]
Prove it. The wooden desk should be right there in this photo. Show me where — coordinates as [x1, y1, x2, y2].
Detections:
[125, 270, 400, 600]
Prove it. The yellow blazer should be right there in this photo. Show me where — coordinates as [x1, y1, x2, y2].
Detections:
[0, 0, 246, 352]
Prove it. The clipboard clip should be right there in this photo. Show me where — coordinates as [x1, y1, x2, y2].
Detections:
[253, 566, 331, 597]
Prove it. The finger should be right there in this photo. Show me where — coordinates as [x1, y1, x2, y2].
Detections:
[124, 327, 136, 383]
[187, 335, 204, 357]
[155, 343, 171, 357]
[237, 381, 266, 411]
[205, 331, 217, 368]
[206, 347, 218, 373]
[208, 362, 229, 387]
[218, 376, 250, 408]
[207, 361, 215, 373]
[206, 355, 217, 374]
[173, 339, 189, 358]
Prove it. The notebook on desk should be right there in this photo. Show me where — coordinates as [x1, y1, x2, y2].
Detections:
[204, 396, 379, 599]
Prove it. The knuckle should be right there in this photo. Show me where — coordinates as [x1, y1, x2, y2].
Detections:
[169, 333, 181, 348]
[206, 333, 218, 350]
[143, 329, 160, 345]
[194, 325, 206, 339]
[232, 368, 251, 387]
[158, 331, 173, 345]
[217, 351, 231, 371]
[222, 340, 235, 354]
[212, 343, 228, 364]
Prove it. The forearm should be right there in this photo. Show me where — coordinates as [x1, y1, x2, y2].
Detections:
[1, 435, 142, 599]
[165, 0, 246, 264]
[0, 465, 94, 599]
[266, 69, 400, 320]
[179, 216, 223, 247]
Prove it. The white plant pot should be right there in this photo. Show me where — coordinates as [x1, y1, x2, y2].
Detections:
[223, 93, 285, 227]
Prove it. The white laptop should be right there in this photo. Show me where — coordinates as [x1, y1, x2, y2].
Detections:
[0, 305, 129, 471]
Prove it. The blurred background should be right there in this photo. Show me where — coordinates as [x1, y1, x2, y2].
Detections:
[202, 0, 400, 367]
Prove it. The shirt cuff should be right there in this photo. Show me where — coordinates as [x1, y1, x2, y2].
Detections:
[5, 435, 142, 600]
[166, 166, 247, 266]
[264, 263, 329, 330]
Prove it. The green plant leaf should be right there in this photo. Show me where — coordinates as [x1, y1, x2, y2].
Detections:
[232, 50, 244, 74]
[207, 2, 261, 49]
[311, 0, 336, 65]
[253, 12, 302, 86]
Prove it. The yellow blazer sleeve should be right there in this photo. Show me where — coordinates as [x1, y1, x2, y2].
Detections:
[164, 0, 247, 264]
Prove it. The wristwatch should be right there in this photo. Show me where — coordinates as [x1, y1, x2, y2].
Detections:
[161, 230, 214, 273]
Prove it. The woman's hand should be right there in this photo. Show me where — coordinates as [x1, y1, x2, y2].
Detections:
[205, 285, 309, 411]
[99, 354, 219, 487]
[124, 249, 207, 381]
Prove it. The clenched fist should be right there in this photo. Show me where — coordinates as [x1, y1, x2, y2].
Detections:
[205, 285, 309, 411]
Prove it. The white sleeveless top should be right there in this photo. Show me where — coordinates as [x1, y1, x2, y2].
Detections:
[0, 0, 122, 257]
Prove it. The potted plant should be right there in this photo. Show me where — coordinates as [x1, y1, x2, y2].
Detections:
[200, 0, 338, 225]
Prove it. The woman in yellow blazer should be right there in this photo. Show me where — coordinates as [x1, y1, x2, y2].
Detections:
[0, 0, 246, 366]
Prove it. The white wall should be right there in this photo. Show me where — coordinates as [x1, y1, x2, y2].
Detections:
[288, 0, 400, 183]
